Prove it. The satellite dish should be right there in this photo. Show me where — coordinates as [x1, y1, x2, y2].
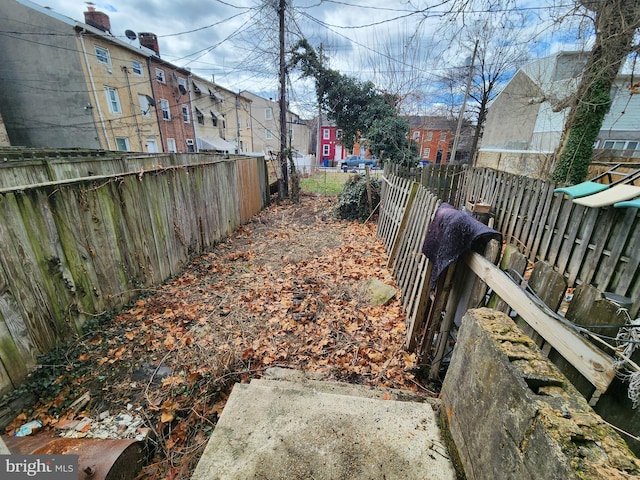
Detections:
[124, 30, 137, 41]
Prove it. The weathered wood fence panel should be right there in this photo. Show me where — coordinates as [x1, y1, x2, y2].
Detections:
[456, 167, 639, 317]
[0, 156, 268, 395]
[0, 150, 245, 189]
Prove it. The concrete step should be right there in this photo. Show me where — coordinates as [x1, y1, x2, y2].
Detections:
[192, 368, 457, 480]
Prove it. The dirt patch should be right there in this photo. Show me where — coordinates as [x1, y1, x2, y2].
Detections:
[4, 194, 428, 479]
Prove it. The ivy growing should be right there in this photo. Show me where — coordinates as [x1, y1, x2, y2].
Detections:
[332, 174, 381, 222]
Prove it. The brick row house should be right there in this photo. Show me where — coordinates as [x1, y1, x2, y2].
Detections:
[0, 0, 308, 156]
[407, 116, 456, 165]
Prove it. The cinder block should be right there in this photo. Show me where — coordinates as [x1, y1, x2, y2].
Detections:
[441, 308, 640, 480]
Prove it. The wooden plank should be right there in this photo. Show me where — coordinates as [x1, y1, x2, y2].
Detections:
[537, 192, 564, 261]
[614, 214, 639, 294]
[556, 204, 586, 274]
[387, 182, 419, 267]
[529, 182, 556, 261]
[487, 244, 528, 313]
[578, 208, 616, 286]
[566, 208, 599, 285]
[546, 197, 574, 266]
[464, 251, 616, 393]
[594, 207, 636, 291]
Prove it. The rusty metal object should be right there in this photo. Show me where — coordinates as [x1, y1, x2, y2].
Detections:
[3, 435, 144, 480]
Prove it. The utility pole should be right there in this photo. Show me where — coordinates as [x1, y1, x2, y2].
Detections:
[316, 43, 323, 172]
[278, 0, 289, 199]
[450, 40, 478, 166]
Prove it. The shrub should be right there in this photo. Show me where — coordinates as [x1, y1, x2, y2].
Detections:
[332, 173, 381, 222]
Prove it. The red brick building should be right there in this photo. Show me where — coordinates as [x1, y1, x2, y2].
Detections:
[407, 116, 455, 165]
[146, 39, 196, 153]
[319, 120, 346, 166]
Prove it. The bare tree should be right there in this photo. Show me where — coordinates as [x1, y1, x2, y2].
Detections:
[552, 0, 640, 184]
[423, 0, 640, 183]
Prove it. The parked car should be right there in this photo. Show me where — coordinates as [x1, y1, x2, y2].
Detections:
[341, 155, 377, 172]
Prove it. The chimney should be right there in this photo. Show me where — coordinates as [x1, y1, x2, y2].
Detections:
[139, 32, 160, 56]
[84, 6, 111, 33]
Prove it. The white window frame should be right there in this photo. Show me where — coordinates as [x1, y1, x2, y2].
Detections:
[426, 131, 433, 141]
[181, 104, 190, 123]
[323, 128, 330, 140]
[336, 129, 343, 140]
[186, 139, 195, 152]
[265, 128, 273, 140]
[413, 131, 420, 141]
[322, 145, 330, 156]
[167, 138, 177, 153]
[178, 77, 187, 94]
[138, 94, 151, 117]
[159, 99, 170, 120]
[440, 131, 447, 141]
[423, 147, 431, 158]
[105, 87, 121, 113]
[196, 110, 204, 125]
[265, 107, 273, 120]
[115, 137, 129, 151]
[156, 68, 166, 83]
[95, 45, 110, 64]
[131, 60, 143, 75]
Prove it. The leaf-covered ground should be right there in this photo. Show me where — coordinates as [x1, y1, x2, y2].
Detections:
[5, 195, 431, 479]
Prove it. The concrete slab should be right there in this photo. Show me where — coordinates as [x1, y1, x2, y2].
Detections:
[192, 372, 456, 480]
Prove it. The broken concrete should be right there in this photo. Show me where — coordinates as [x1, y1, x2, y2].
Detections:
[441, 308, 640, 480]
[192, 367, 457, 480]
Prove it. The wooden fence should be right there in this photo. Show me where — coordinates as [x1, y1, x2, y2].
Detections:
[460, 167, 639, 316]
[0, 155, 269, 396]
[378, 164, 640, 451]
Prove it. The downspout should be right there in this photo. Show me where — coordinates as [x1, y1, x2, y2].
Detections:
[187, 72, 200, 152]
[78, 30, 111, 150]
[235, 93, 241, 153]
[147, 58, 165, 152]
[122, 65, 143, 151]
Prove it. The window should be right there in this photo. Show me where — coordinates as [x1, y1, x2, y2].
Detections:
[186, 139, 195, 152]
[336, 129, 343, 140]
[178, 77, 187, 95]
[156, 68, 166, 83]
[182, 104, 190, 123]
[115, 137, 129, 151]
[440, 131, 447, 141]
[265, 107, 273, 120]
[159, 99, 170, 120]
[413, 131, 420, 141]
[289, 127, 294, 141]
[323, 128, 330, 140]
[265, 129, 273, 140]
[211, 112, 218, 127]
[138, 94, 151, 117]
[105, 87, 121, 113]
[322, 145, 330, 156]
[422, 147, 431, 158]
[246, 118, 250, 129]
[146, 138, 158, 153]
[196, 109, 204, 125]
[167, 138, 177, 153]
[95, 45, 110, 64]
[426, 131, 433, 141]
[132, 61, 143, 75]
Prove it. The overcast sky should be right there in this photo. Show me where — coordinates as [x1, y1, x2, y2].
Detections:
[28, 0, 591, 117]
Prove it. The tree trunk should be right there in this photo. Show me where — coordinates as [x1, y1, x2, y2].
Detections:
[552, 0, 640, 185]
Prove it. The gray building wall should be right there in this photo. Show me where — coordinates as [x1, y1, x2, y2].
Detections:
[0, 0, 101, 148]
[480, 70, 542, 151]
